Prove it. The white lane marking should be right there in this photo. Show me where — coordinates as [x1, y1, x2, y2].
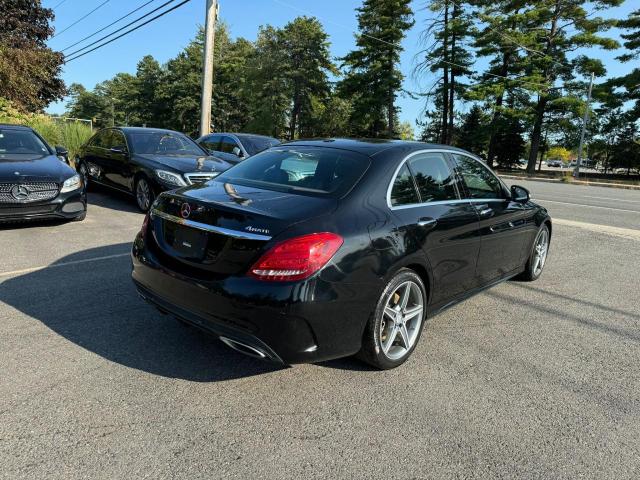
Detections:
[534, 198, 640, 214]
[553, 218, 640, 240]
[582, 195, 640, 204]
[0, 253, 130, 279]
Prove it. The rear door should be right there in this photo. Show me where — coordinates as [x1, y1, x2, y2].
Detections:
[389, 151, 481, 305]
[451, 153, 532, 283]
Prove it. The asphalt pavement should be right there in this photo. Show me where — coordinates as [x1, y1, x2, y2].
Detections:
[1, 181, 639, 479]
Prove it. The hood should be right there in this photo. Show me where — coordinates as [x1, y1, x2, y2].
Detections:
[0, 153, 74, 183]
[134, 153, 233, 174]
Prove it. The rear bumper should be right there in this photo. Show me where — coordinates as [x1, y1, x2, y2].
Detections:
[131, 234, 379, 364]
[0, 189, 86, 222]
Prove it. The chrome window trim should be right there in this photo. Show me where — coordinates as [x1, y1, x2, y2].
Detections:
[386, 149, 474, 210]
[150, 209, 272, 241]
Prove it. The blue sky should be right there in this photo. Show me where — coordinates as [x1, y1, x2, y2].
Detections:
[45, 0, 636, 129]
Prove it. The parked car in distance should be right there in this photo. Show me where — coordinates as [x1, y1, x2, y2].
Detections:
[0, 124, 86, 223]
[196, 132, 280, 164]
[546, 159, 563, 167]
[132, 139, 552, 369]
[76, 127, 235, 211]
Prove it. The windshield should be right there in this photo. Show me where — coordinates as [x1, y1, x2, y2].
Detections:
[240, 136, 280, 156]
[126, 131, 205, 156]
[0, 128, 50, 159]
[215, 147, 370, 198]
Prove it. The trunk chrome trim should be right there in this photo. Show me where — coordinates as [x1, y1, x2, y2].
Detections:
[150, 209, 272, 241]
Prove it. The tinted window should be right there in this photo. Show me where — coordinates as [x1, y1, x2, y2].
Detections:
[220, 136, 239, 154]
[111, 130, 127, 149]
[408, 153, 458, 202]
[390, 164, 419, 206]
[239, 135, 280, 156]
[0, 128, 50, 157]
[91, 130, 110, 149]
[453, 154, 505, 199]
[216, 147, 370, 198]
[200, 134, 221, 152]
[126, 131, 205, 156]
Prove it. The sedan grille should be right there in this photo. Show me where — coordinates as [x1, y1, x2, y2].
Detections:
[184, 172, 219, 185]
[0, 182, 60, 204]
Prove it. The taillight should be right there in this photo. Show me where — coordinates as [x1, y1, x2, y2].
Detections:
[249, 232, 343, 282]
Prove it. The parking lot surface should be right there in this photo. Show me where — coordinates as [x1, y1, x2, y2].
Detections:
[1, 181, 640, 479]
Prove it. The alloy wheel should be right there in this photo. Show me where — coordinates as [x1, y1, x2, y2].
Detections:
[532, 228, 549, 276]
[136, 178, 151, 211]
[380, 280, 424, 360]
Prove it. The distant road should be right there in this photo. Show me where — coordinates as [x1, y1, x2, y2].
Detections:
[505, 179, 640, 231]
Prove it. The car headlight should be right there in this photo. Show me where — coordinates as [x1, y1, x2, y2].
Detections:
[155, 170, 186, 187]
[60, 174, 83, 193]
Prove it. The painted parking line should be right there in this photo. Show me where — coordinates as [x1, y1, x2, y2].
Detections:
[534, 198, 640, 214]
[553, 218, 640, 241]
[0, 253, 130, 279]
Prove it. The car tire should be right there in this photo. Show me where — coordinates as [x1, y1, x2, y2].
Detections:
[517, 224, 550, 281]
[135, 176, 155, 212]
[358, 268, 427, 370]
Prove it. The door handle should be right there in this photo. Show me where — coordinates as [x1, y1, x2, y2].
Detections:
[478, 207, 493, 218]
[417, 217, 437, 228]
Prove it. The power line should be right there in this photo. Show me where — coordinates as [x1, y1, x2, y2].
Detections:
[60, 0, 158, 52]
[51, 0, 68, 10]
[52, 0, 111, 38]
[64, 0, 191, 63]
[63, 0, 176, 57]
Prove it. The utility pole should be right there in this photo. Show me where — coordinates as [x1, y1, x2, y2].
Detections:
[199, 0, 218, 137]
[574, 72, 594, 179]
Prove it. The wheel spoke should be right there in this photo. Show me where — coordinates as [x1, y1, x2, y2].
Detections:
[398, 323, 411, 349]
[399, 283, 411, 310]
[384, 306, 397, 320]
[383, 324, 399, 353]
[403, 305, 423, 321]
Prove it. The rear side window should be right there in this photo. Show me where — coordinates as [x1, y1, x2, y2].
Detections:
[453, 154, 505, 199]
[215, 147, 370, 198]
[390, 164, 419, 206]
[407, 153, 458, 202]
[200, 134, 221, 152]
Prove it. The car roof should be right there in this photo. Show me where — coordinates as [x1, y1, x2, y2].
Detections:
[281, 138, 477, 158]
[116, 127, 184, 135]
[203, 132, 278, 140]
[0, 123, 33, 131]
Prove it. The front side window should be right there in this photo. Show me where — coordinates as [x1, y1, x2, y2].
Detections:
[453, 154, 505, 199]
[215, 147, 370, 198]
[199, 134, 221, 152]
[111, 130, 127, 150]
[220, 136, 240, 154]
[407, 153, 458, 202]
[0, 128, 50, 158]
[390, 164, 420, 206]
[90, 130, 110, 149]
[126, 131, 205, 156]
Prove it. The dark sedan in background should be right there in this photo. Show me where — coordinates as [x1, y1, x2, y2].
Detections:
[76, 127, 234, 211]
[0, 124, 86, 223]
[132, 139, 551, 369]
[196, 132, 280, 164]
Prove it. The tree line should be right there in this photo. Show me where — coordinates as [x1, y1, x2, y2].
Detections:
[2, 1, 639, 174]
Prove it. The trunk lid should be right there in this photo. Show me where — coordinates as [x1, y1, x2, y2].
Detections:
[149, 180, 337, 277]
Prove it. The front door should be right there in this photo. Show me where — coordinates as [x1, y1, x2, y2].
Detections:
[451, 153, 532, 283]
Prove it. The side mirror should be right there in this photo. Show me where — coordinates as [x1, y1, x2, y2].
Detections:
[110, 145, 128, 155]
[511, 184, 530, 203]
[55, 146, 69, 163]
[232, 146, 244, 158]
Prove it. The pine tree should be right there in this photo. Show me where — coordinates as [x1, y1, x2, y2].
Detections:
[454, 105, 488, 155]
[339, 0, 414, 137]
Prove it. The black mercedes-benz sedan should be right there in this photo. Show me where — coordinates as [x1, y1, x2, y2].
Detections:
[131, 139, 551, 369]
[76, 127, 234, 211]
[0, 124, 86, 223]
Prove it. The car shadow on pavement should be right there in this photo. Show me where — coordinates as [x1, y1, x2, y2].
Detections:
[86, 185, 141, 214]
[0, 218, 70, 231]
[0, 243, 283, 382]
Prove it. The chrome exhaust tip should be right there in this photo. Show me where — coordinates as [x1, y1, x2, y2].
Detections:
[219, 336, 268, 360]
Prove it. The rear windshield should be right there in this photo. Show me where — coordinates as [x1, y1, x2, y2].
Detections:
[240, 135, 280, 156]
[0, 128, 50, 158]
[215, 147, 370, 197]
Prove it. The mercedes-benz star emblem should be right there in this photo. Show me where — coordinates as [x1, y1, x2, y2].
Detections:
[11, 184, 30, 201]
[180, 202, 191, 219]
